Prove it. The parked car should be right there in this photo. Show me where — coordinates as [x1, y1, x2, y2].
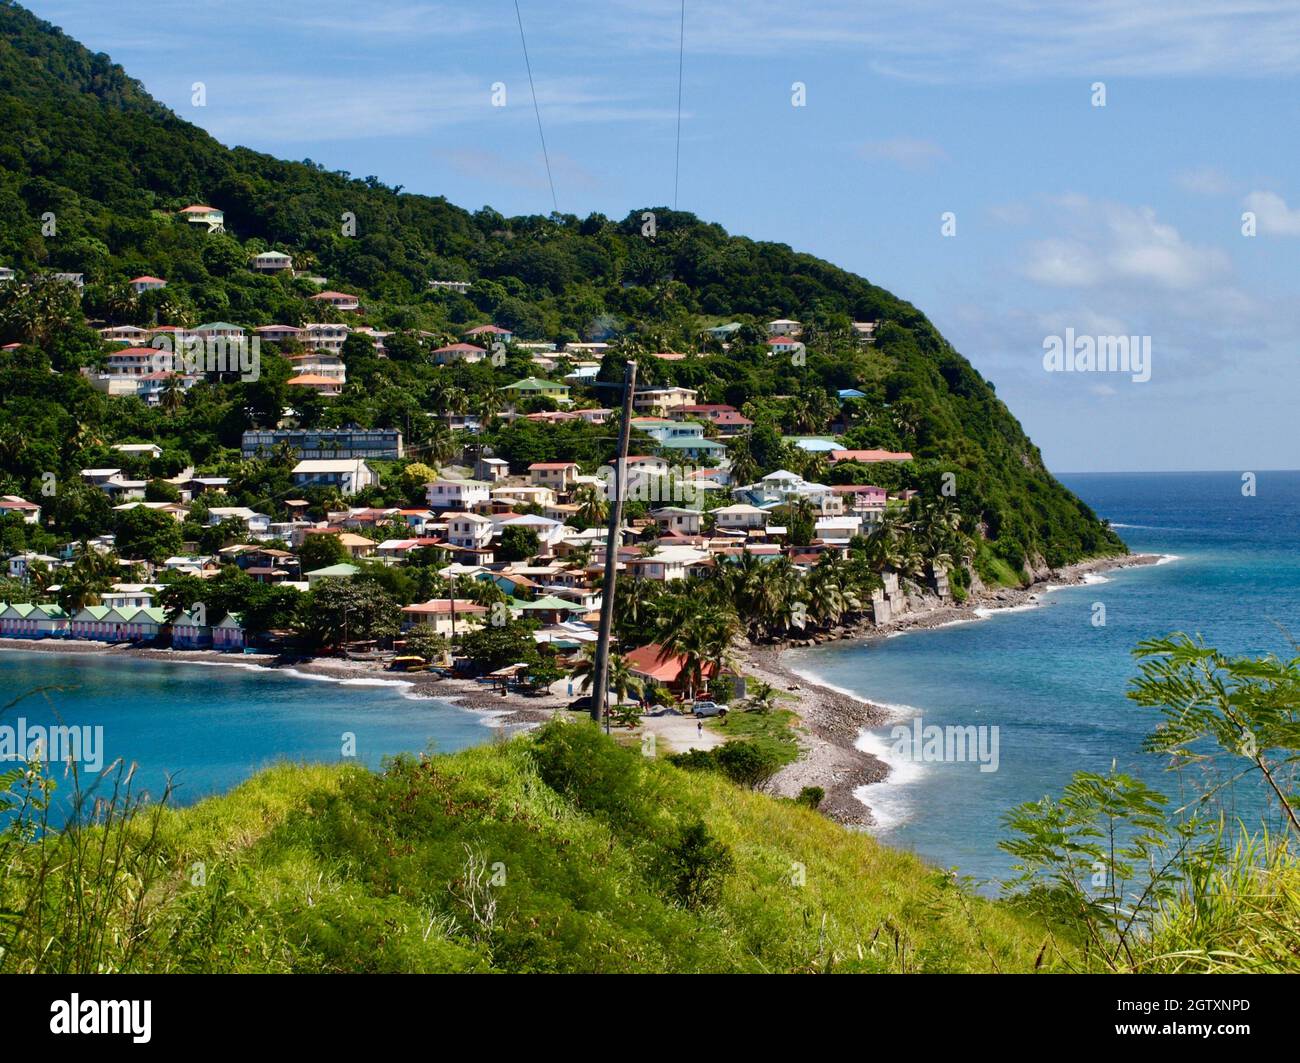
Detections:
[691, 700, 722, 717]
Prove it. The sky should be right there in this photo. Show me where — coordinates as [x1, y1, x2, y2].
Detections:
[28, 0, 1300, 473]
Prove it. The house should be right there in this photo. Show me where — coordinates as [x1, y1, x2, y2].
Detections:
[490, 485, 556, 510]
[428, 279, 472, 293]
[633, 386, 698, 415]
[476, 456, 510, 482]
[623, 545, 710, 582]
[851, 321, 877, 344]
[286, 373, 341, 397]
[170, 609, 213, 649]
[305, 563, 361, 585]
[431, 342, 487, 365]
[766, 335, 802, 355]
[712, 503, 770, 532]
[499, 377, 570, 403]
[705, 322, 742, 341]
[253, 324, 303, 344]
[99, 324, 151, 344]
[291, 459, 377, 496]
[68, 605, 114, 640]
[7, 551, 58, 580]
[251, 250, 293, 272]
[212, 613, 246, 650]
[310, 291, 360, 311]
[104, 606, 167, 643]
[623, 641, 719, 694]
[111, 442, 163, 460]
[129, 275, 167, 294]
[301, 323, 350, 354]
[767, 318, 802, 337]
[206, 507, 272, 539]
[464, 324, 513, 344]
[528, 462, 579, 493]
[0, 266, 14, 285]
[52, 272, 85, 289]
[656, 434, 727, 462]
[178, 204, 224, 231]
[650, 507, 703, 536]
[426, 477, 491, 511]
[401, 599, 488, 638]
[446, 512, 495, 551]
[0, 495, 41, 523]
[242, 427, 402, 461]
[828, 449, 914, 464]
[497, 514, 569, 553]
[0, 603, 68, 639]
[192, 321, 246, 342]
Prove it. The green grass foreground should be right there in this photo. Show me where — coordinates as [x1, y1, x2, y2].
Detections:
[1, 720, 1063, 973]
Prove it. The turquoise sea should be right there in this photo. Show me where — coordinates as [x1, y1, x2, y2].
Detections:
[786, 470, 1300, 884]
[0, 652, 495, 811]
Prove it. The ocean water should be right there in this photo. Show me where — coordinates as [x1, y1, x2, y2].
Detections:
[0, 652, 499, 813]
[787, 470, 1300, 885]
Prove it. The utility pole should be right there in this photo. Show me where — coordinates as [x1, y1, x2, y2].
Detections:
[591, 360, 637, 730]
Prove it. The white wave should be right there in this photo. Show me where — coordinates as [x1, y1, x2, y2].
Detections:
[1081, 571, 1111, 585]
[854, 725, 927, 833]
[1155, 553, 1182, 565]
[972, 599, 1042, 618]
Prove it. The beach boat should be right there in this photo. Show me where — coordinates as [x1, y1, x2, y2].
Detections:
[388, 655, 430, 673]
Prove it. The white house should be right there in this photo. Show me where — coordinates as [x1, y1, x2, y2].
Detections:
[292, 459, 376, 496]
[426, 477, 490, 511]
[650, 506, 703, 536]
[0, 495, 41, 524]
[310, 291, 360, 311]
[624, 545, 710, 582]
[206, 507, 272, 539]
[446, 511, 495, 551]
[401, 599, 488, 638]
[251, 251, 293, 272]
[129, 275, 167, 294]
[712, 503, 769, 532]
[767, 318, 802, 337]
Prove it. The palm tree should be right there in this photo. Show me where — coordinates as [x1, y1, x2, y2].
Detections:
[573, 483, 608, 528]
[160, 373, 186, 415]
[746, 679, 778, 714]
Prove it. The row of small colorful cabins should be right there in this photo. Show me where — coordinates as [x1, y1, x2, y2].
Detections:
[0, 603, 246, 650]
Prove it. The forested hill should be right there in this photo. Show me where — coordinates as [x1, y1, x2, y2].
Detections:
[0, 0, 1124, 571]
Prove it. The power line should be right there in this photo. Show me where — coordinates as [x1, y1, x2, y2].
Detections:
[673, 0, 685, 209]
[513, 0, 558, 214]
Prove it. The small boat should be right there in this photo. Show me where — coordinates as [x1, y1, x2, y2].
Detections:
[388, 655, 430, 672]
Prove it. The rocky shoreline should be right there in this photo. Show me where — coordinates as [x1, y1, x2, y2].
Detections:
[0, 552, 1164, 827]
[744, 552, 1164, 827]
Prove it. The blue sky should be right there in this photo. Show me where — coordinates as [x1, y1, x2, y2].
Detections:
[31, 0, 1300, 473]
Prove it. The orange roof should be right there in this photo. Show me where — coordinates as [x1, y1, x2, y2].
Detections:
[623, 642, 719, 684]
[286, 374, 339, 385]
[829, 449, 913, 463]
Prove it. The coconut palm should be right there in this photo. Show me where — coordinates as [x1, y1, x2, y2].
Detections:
[573, 482, 608, 528]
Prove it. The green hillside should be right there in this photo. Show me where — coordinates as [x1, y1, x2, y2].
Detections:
[0, 0, 1124, 573]
[0, 720, 1066, 973]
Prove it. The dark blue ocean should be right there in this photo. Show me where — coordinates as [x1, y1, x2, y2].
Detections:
[0, 654, 495, 811]
[786, 470, 1300, 884]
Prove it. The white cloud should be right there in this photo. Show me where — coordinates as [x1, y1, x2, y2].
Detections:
[1023, 199, 1229, 291]
[586, 0, 1300, 81]
[1175, 166, 1235, 196]
[1242, 191, 1300, 236]
[855, 137, 948, 170]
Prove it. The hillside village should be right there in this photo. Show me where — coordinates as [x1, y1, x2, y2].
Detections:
[0, 202, 958, 704]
